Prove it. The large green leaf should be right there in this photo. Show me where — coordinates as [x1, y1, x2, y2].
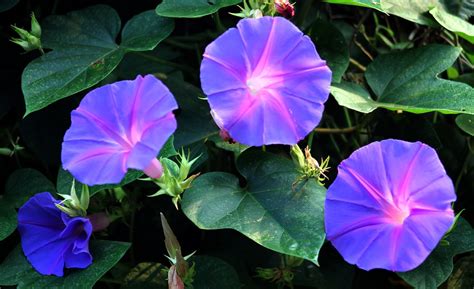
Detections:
[156, 0, 241, 18]
[121, 10, 175, 51]
[0, 240, 130, 289]
[22, 5, 174, 115]
[330, 82, 378, 113]
[430, 7, 474, 44]
[182, 150, 326, 264]
[332, 45, 474, 115]
[398, 218, 474, 289]
[322, 0, 383, 11]
[380, 0, 438, 25]
[456, 114, 474, 136]
[309, 19, 349, 83]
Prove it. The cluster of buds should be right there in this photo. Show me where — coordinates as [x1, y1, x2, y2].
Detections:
[161, 213, 195, 289]
[149, 151, 200, 209]
[10, 12, 43, 53]
[290, 145, 330, 185]
[256, 255, 304, 289]
[56, 180, 90, 217]
[56, 180, 111, 232]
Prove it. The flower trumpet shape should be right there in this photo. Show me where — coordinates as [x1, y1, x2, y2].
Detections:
[325, 139, 456, 272]
[18, 192, 93, 277]
[200, 16, 331, 146]
[62, 75, 178, 185]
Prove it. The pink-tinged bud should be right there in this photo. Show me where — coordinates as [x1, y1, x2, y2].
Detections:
[144, 158, 164, 179]
[275, 0, 295, 18]
[87, 212, 111, 232]
[219, 129, 235, 143]
[168, 265, 185, 289]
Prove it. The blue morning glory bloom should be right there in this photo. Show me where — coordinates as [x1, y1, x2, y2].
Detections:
[18, 192, 93, 277]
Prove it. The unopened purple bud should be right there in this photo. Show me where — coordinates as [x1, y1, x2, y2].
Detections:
[87, 212, 111, 232]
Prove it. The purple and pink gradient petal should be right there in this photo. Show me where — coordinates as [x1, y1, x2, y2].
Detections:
[200, 16, 331, 146]
[325, 139, 456, 272]
[61, 74, 178, 186]
[17, 192, 93, 277]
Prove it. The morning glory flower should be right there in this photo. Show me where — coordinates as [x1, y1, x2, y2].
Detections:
[200, 16, 331, 146]
[325, 139, 456, 272]
[18, 192, 93, 277]
[62, 75, 178, 186]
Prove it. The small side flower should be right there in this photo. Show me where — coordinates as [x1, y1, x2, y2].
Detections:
[18, 192, 93, 276]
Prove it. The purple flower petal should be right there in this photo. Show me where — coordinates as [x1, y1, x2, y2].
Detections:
[18, 192, 93, 277]
[200, 16, 331, 146]
[62, 74, 178, 185]
[325, 139, 456, 272]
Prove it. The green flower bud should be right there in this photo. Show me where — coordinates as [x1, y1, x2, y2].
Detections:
[30, 12, 41, 38]
[290, 145, 305, 171]
[10, 18, 43, 53]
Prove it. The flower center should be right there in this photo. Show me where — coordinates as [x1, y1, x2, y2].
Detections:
[388, 205, 410, 225]
[246, 77, 267, 95]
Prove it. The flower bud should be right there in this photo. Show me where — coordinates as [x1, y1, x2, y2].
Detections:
[30, 12, 41, 38]
[290, 145, 305, 171]
[87, 212, 111, 232]
[274, 0, 295, 18]
[10, 14, 43, 53]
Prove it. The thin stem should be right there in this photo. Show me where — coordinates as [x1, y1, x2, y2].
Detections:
[212, 12, 225, 33]
[350, 58, 367, 72]
[307, 131, 315, 148]
[164, 39, 197, 50]
[314, 126, 358, 134]
[455, 139, 472, 191]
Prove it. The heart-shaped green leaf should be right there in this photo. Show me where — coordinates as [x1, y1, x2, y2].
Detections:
[332, 45, 474, 115]
[182, 150, 326, 264]
[22, 5, 174, 115]
[156, 0, 241, 18]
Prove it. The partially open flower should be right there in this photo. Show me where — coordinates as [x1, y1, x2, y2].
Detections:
[201, 16, 331, 146]
[62, 75, 178, 185]
[18, 192, 93, 277]
[325, 139, 456, 272]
